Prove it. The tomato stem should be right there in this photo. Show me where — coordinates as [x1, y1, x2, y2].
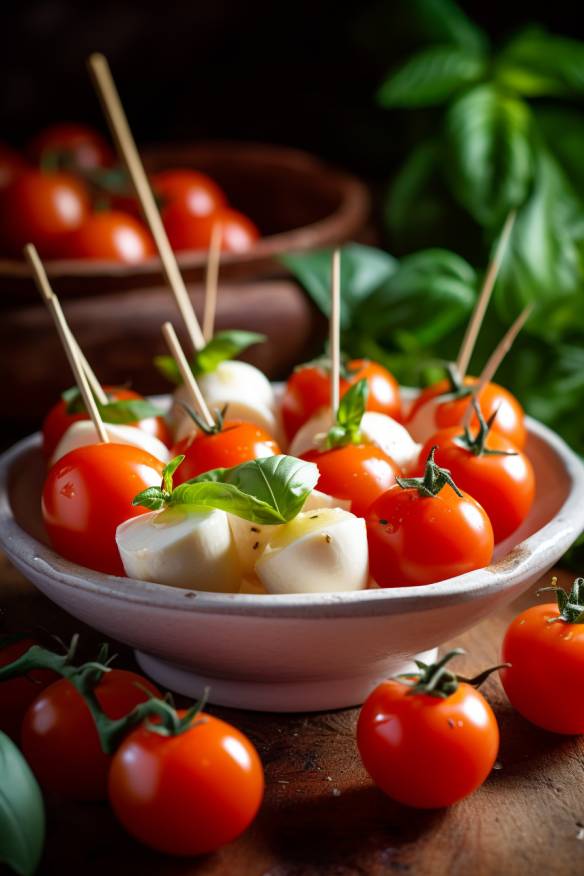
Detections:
[538, 576, 584, 624]
[395, 649, 508, 698]
[180, 401, 226, 435]
[454, 398, 517, 457]
[396, 447, 464, 498]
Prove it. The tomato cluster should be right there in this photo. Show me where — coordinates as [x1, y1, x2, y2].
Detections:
[0, 124, 259, 262]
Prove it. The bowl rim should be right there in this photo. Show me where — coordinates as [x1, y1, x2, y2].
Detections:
[1, 416, 584, 619]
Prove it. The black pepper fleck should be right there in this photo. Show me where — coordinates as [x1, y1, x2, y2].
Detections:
[252, 541, 260, 550]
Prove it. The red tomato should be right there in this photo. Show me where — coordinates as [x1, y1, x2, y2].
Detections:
[109, 710, 264, 855]
[28, 123, 114, 171]
[408, 377, 526, 449]
[152, 168, 226, 217]
[42, 443, 164, 575]
[0, 169, 90, 257]
[62, 210, 155, 263]
[282, 359, 401, 441]
[500, 585, 584, 734]
[0, 143, 26, 190]
[42, 386, 172, 461]
[418, 428, 535, 543]
[163, 203, 259, 253]
[301, 444, 401, 518]
[0, 638, 56, 740]
[173, 420, 281, 484]
[21, 670, 160, 800]
[366, 460, 494, 587]
[358, 674, 499, 807]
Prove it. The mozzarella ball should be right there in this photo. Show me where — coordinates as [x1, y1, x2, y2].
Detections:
[51, 421, 170, 466]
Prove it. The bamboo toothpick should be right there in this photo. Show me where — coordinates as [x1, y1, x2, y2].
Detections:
[456, 210, 516, 382]
[330, 248, 341, 417]
[462, 305, 533, 430]
[161, 322, 215, 430]
[88, 53, 205, 353]
[25, 244, 109, 444]
[202, 222, 222, 342]
[75, 345, 108, 405]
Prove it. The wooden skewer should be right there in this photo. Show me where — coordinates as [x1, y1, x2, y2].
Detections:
[202, 222, 223, 343]
[330, 248, 341, 417]
[462, 305, 533, 430]
[74, 345, 108, 406]
[455, 210, 516, 382]
[88, 53, 205, 354]
[161, 322, 215, 430]
[25, 244, 109, 443]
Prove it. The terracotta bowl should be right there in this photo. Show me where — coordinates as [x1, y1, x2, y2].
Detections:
[1, 395, 583, 712]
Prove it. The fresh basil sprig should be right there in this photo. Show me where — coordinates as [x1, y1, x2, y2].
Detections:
[134, 454, 319, 525]
[62, 387, 164, 425]
[154, 330, 266, 385]
[323, 379, 368, 450]
[0, 731, 45, 876]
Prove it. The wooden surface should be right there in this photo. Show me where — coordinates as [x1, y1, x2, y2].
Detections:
[1, 555, 583, 876]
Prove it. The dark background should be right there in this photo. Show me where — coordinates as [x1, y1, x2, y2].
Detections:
[2, 0, 583, 183]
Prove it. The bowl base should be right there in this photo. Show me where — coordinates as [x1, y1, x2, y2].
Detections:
[135, 648, 439, 713]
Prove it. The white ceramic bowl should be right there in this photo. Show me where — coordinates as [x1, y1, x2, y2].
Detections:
[1, 408, 583, 712]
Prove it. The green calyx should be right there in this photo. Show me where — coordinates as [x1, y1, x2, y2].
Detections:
[538, 575, 584, 624]
[62, 386, 163, 425]
[397, 446, 464, 498]
[180, 401, 227, 435]
[444, 362, 474, 400]
[154, 330, 266, 385]
[454, 397, 518, 457]
[322, 378, 368, 450]
[396, 648, 509, 699]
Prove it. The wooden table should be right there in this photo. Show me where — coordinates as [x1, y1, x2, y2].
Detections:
[1, 555, 583, 876]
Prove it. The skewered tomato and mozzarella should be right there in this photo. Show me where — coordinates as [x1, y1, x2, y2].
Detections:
[51, 421, 170, 465]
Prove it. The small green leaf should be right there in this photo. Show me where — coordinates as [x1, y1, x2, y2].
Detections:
[194, 331, 266, 375]
[162, 455, 185, 494]
[0, 731, 45, 875]
[378, 44, 487, 108]
[498, 27, 584, 95]
[409, 0, 488, 54]
[61, 387, 164, 424]
[154, 355, 182, 385]
[132, 486, 169, 511]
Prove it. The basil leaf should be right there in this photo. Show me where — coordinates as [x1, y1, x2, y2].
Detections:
[163, 455, 185, 494]
[61, 387, 164, 424]
[409, 0, 488, 54]
[337, 379, 367, 433]
[194, 330, 266, 374]
[133, 486, 169, 511]
[536, 108, 584, 200]
[378, 45, 486, 108]
[498, 27, 584, 95]
[282, 244, 398, 328]
[154, 355, 182, 386]
[0, 731, 45, 875]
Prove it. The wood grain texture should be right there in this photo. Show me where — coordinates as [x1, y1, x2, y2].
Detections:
[1, 554, 583, 876]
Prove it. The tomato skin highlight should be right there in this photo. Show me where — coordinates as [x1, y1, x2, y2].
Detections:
[501, 603, 584, 734]
[42, 443, 164, 575]
[366, 483, 494, 587]
[21, 670, 159, 800]
[28, 123, 114, 171]
[301, 444, 402, 518]
[408, 378, 526, 449]
[417, 428, 535, 543]
[152, 168, 226, 217]
[172, 420, 280, 484]
[163, 203, 259, 253]
[108, 711, 264, 855]
[62, 210, 155, 263]
[0, 639, 56, 740]
[357, 679, 499, 808]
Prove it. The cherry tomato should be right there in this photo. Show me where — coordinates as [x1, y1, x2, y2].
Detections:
[0, 169, 90, 258]
[151, 168, 226, 217]
[163, 203, 259, 253]
[62, 210, 155, 263]
[0, 638, 56, 740]
[42, 443, 164, 575]
[417, 428, 535, 543]
[408, 377, 526, 449]
[282, 359, 402, 442]
[358, 674, 499, 808]
[173, 420, 281, 484]
[28, 123, 114, 171]
[21, 670, 160, 800]
[366, 464, 494, 587]
[42, 386, 172, 461]
[109, 710, 264, 855]
[301, 444, 401, 518]
[0, 143, 26, 191]
[500, 583, 584, 734]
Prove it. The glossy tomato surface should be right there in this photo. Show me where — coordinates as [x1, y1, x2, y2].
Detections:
[63, 210, 155, 263]
[0, 638, 56, 740]
[28, 123, 114, 170]
[418, 428, 535, 543]
[173, 420, 280, 484]
[0, 143, 26, 190]
[408, 377, 526, 449]
[358, 679, 499, 807]
[302, 444, 401, 518]
[366, 482, 494, 587]
[42, 443, 164, 575]
[163, 203, 259, 253]
[21, 670, 159, 800]
[109, 711, 264, 855]
[501, 603, 584, 734]
[152, 168, 226, 217]
[1, 169, 90, 257]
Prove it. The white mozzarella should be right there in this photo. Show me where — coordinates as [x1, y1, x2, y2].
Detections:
[228, 514, 275, 574]
[255, 508, 369, 595]
[407, 394, 450, 444]
[302, 489, 351, 512]
[51, 421, 170, 465]
[116, 507, 241, 593]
